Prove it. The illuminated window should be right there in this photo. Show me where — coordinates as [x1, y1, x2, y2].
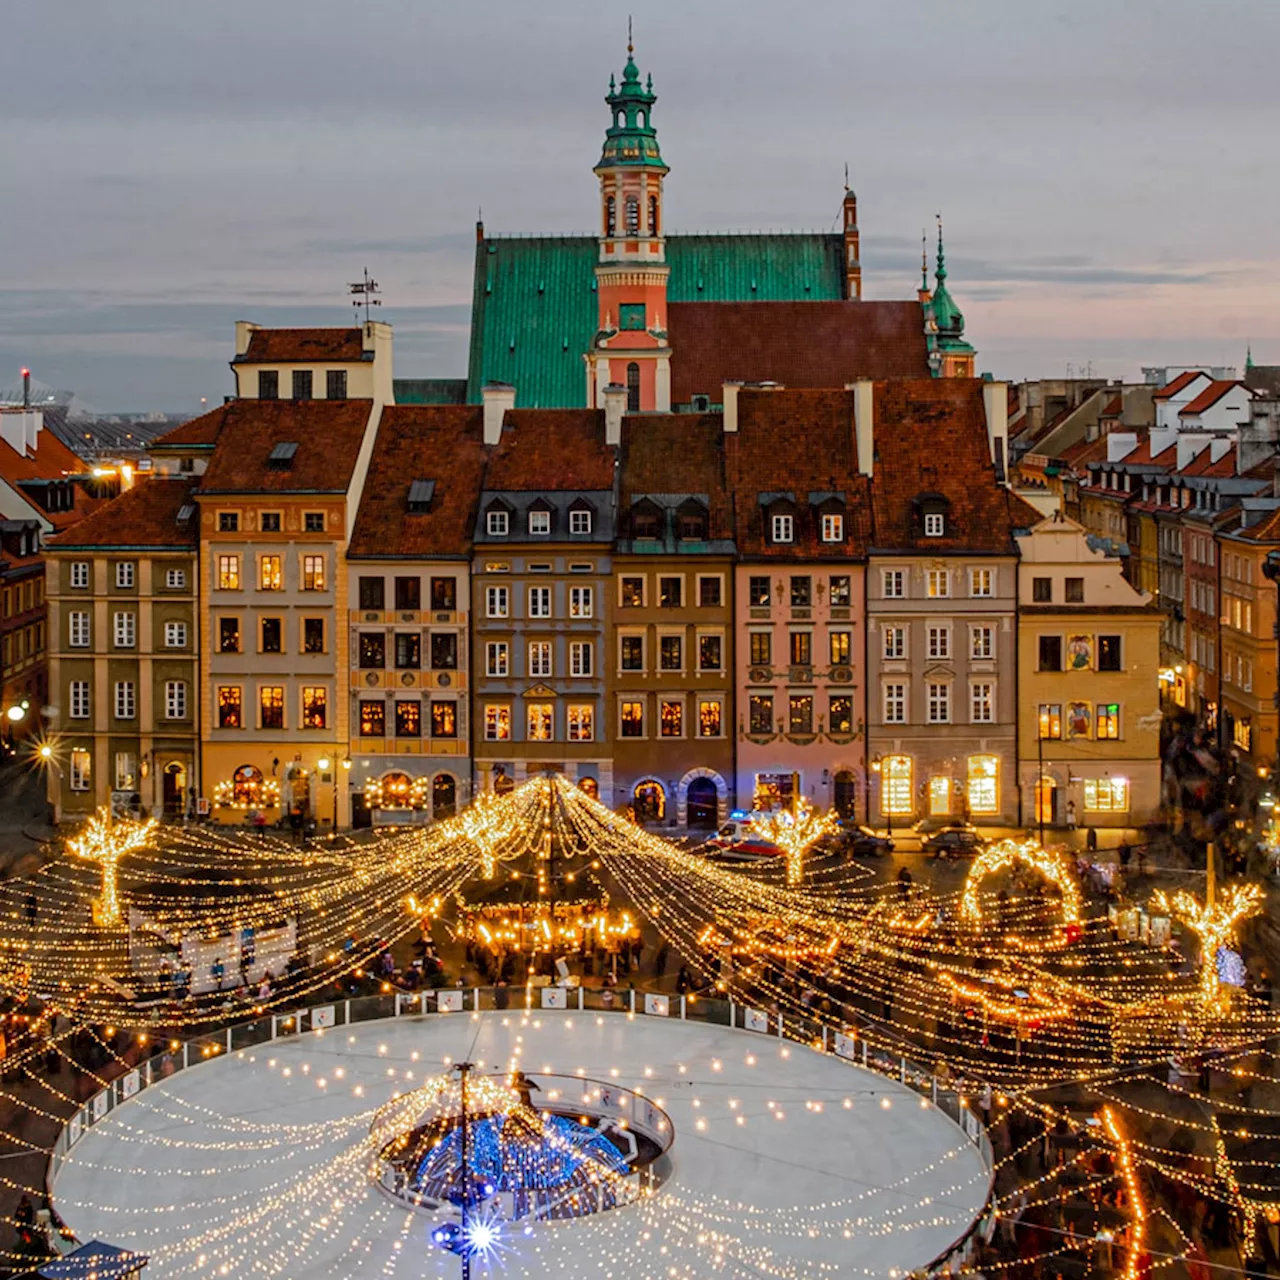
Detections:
[967, 754, 999, 814]
[749, 632, 771, 665]
[883, 626, 905, 660]
[829, 631, 851, 666]
[749, 694, 773, 734]
[70, 749, 91, 792]
[1038, 704, 1062, 740]
[829, 695, 853, 735]
[484, 705, 510, 741]
[570, 586, 593, 618]
[527, 703, 553, 741]
[429, 701, 456, 738]
[926, 569, 949, 598]
[528, 640, 552, 678]
[395, 701, 420, 737]
[1083, 777, 1128, 811]
[660, 699, 683, 738]
[971, 625, 993, 660]
[231, 764, 263, 806]
[698, 699, 722, 738]
[929, 776, 951, 816]
[698, 634, 722, 671]
[302, 555, 326, 591]
[259, 686, 284, 729]
[259, 555, 282, 591]
[359, 700, 385, 738]
[567, 704, 594, 741]
[789, 632, 811, 665]
[217, 686, 242, 729]
[971, 681, 994, 723]
[788, 695, 813, 734]
[217, 554, 240, 590]
[620, 700, 644, 738]
[882, 756, 912, 816]
[1233, 718, 1252, 752]
[660, 635, 682, 670]
[486, 641, 509, 677]
[829, 575, 851, 606]
[620, 577, 644, 607]
[114, 751, 136, 790]
[302, 686, 327, 729]
[1097, 703, 1120, 739]
[821, 513, 843, 542]
[970, 568, 993, 597]
[620, 635, 644, 670]
[359, 633, 385, 668]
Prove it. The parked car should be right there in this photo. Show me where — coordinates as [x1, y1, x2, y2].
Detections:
[923, 826, 985, 859]
[840, 824, 895, 856]
[700, 820, 781, 862]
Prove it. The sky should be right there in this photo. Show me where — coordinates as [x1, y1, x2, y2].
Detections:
[1, 0, 1276, 412]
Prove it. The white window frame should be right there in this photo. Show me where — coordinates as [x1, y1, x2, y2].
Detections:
[485, 585, 509, 619]
[696, 697, 724, 738]
[569, 508, 593, 536]
[165, 680, 187, 720]
[69, 611, 90, 648]
[113, 611, 136, 648]
[115, 561, 135, 588]
[69, 748, 91, 792]
[926, 625, 950, 661]
[567, 703, 594, 741]
[485, 641, 509, 678]
[697, 630, 724, 672]
[114, 680, 136, 720]
[927, 681, 951, 724]
[69, 680, 90, 719]
[71, 562, 89, 589]
[486, 509, 509, 537]
[926, 568, 950, 598]
[970, 567, 993, 597]
[528, 585, 552, 619]
[569, 641, 593, 677]
[483, 704, 511, 741]
[883, 625, 906, 660]
[883, 682, 906, 724]
[569, 586, 593, 618]
[771, 513, 794, 544]
[165, 568, 187, 590]
[970, 681, 994, 724]
[820, 513, 844, 543]
[924, 512, 944, 537]
[970, 624, 994, 661]
[528, 509, 551, 536]
[882, 569, 905, 599]
[164, 621, 187, 648]
[528, 640, 553, 678]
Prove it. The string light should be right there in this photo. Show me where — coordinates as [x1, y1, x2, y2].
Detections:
[68, 808, 157, 926]
[1152, 883, 1262, 1009]
[752, 798, 836, 887]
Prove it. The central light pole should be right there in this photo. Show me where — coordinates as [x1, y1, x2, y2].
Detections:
[458, 1061, 473, 1280]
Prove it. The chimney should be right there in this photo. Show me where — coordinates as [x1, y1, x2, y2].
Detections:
[983, 380, 1009, 485]
[233, 321, 255, 358]
[21, 367, 29, 410]
[602, 383, 626, 446]
[848, 380, 874, 476]
[722, 381, 743, 434]
[482, 382, 516, 447]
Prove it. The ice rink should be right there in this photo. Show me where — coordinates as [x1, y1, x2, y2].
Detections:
[54, 1010, 991, 1278]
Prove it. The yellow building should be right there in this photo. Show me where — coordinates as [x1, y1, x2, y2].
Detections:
[1016, 513, 1162, 828]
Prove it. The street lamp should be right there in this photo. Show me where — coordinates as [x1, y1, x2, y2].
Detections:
[317, 757, 336, 831]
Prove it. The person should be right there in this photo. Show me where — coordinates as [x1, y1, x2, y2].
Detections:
[896, 866, 913, 902]
[1118, 840, 1131, 873]
[494, 979, 510, 1010]
[1066, 799, 1077, 831]
[511, 1069, 540, 1110]
[254, 810, 267, 840]
[1086, 825, 1098, 852]
[211, 957, 225, 990]
[676, 964, 692, 995]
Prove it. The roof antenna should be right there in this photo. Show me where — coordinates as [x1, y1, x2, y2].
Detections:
[348, 268, 382, 324]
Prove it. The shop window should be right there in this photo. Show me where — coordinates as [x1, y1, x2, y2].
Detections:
[633, 781, 664, 823]
[1083, 777, 1128, 811]
[882, 755, 912, 816]
[967, 754, 999, 815]
[232, 764, 263, 806]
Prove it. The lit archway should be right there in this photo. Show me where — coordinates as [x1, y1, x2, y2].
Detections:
[633, 780, 665, 823]
[960, 838, 1081, 926]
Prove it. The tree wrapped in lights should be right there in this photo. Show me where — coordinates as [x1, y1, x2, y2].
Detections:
[960, 838, 1082, 926]
[458, 792, 518, 879]
[1153, 882, 1263, 1008]
[752, 799, 835, 886]
[69, 808, 157, 926]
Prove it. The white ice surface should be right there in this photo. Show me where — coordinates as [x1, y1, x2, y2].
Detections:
[54, 1011, 988, 1279]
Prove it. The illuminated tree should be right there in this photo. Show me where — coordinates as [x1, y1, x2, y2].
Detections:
[69, 808, 158, 926]
[752, 799, 836, 887]
[1153, 882, 1263, 1008]
[458, 792, 517, 879]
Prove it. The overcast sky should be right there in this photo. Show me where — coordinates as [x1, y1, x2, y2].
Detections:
[1, 0, 1275, 411]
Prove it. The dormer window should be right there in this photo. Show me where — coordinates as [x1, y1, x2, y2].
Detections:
[529, 510, 550, 535]
[486, 508, 509, 537]
[924, 513, 944, 537]
[914, 493, 950, 539]
[771, 514, 794, 544]
[569, 500, 594, 536]
[406, 480, 435, 514]
[676, 498, 708, 541]
[631, 499, 662, 540]
[821, 514, 844, 543]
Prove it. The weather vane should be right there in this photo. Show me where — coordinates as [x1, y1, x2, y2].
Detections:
[349, 268, 382, 323]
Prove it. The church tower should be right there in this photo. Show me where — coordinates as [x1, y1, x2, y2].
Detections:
[841, 184, 862, 300]
[585, 36, 672, 412]
[926, 219, 976, 378]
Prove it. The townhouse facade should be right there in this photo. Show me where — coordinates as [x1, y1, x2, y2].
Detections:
[45, 479, 199, 819]
[1016, 513, 1162, 828]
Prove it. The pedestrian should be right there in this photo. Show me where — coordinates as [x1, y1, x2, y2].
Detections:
[1086, 825, 1098, 852]
[676, 964, 692, 995]
[1118, 840, 1131, 872]
[654, 941, 670, 983]
[211, 957, 225, 991]
[1066, 800, 1077, 831]
[896, 866, 913, 902]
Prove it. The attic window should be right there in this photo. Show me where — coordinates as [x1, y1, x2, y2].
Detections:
[771, 514, 794, 544]
[176, 503, 196, 524]
[268, 441, 299, 469]
[407, 480, 435, 514]
[486, 508, 509, 537]
[631, 500, 662, 540]
[569, 500, 594, 536]
[676, 499, 709, 541]
[924, 513, 944, 537]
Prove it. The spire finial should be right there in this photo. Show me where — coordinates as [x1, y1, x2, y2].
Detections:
[921, 229, 928, 293]
[1246, 341, 1255, 372]
[627, 15, 633, 56]
[935, 212, 947, 282]
[844, 161, 849, 192]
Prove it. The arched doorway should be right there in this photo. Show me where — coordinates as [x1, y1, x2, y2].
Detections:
[286, 764, 311, 817]
[379, 771, 413, 809]
[1035, 776, 1057, 826]
[162, 762, 186, 817]
[833, 770, 857, 820]
[579, 777, 599, 800]
[432, 773, 457, 819]
[232, 764, 264, 807]
[686, 777, 718, 829]
[633, 780, 665, 824]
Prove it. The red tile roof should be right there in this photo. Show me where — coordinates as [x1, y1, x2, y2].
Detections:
[236, 328, 368, 364]
[619, 413, 732, 541]
[724, 388, 872, 559]
[1178, 445, 1236, 477]
[1179, 379, 1245, 417]
[870, 379, 1017, 554]
[198, 400, 374, 494]
[149, 407, 226, 449]
[1058, 435, 1108, 467]
[483, 410, 615, 491]
[1152, 371, 1204, 401]
[0, 419, 101, 532]
[1235, 507, 1280, 542]
[46, 478, 198, 549]
[666, 300, 930, 404]
[348, 407, 487, 558]
[1101, 394, 1123, 417]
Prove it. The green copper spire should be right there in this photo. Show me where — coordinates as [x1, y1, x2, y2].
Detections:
[930, 214, 974, 357]
[595, 31, 667, 172]
[1246, 342, 1255, 372]
[920, 229, 928, 294]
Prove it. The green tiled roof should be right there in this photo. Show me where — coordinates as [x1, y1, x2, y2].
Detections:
[466, 232, 846, 407]
[393, 377, 467, 405]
